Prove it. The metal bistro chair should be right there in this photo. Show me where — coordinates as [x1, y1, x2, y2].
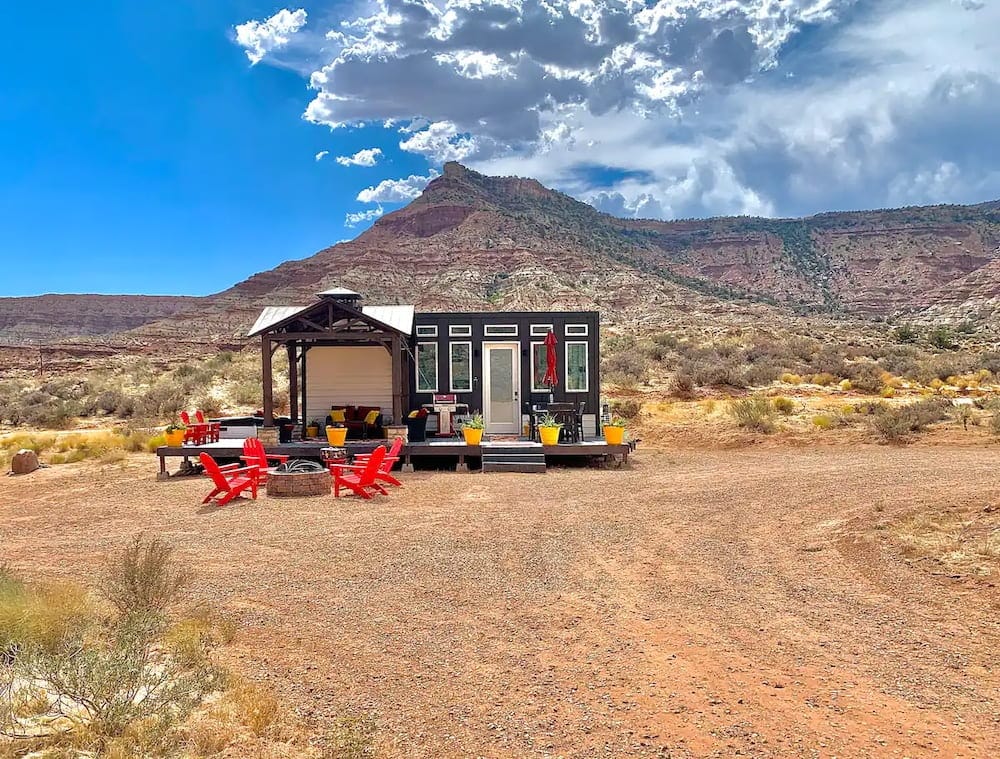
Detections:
[546, 402, 580, 443]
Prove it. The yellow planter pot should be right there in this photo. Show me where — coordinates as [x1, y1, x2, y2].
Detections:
[539, 426, 561, 446]
[603, 425, 625, 445]
[164, 430, 185, 447]
[463, 428, 484, 446]
[326, 426, 348, 446]
[305, 426, 319, 439]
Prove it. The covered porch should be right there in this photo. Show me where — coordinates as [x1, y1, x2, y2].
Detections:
[247, 288, 414, 436]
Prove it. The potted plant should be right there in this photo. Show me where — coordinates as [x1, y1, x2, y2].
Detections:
[164, 423, 186, 447]
[305, 419, 321, 438]
[537, 413, 562, 446]
[461, 413, 485, 446]
[326, 421, 348, 446]
[603, 416, 626, 445]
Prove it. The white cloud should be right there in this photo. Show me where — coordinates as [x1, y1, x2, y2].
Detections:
[399, 121, 478, 162]
[345, 206, 385, 226]
[315, 150, 329, 161]
[356, 172, 438, 203]
[242, 0, 1000, 220]
[335, 147, 383, 167]
[234, 8, 307, 65]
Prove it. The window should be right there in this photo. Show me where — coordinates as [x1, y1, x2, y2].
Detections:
[565, 324, 589, 336]
[530, 324, 553, 337]
[449, 342, 472, 392]
[416, 325, 438, 338]
[416, 342, 438, 392]
[449, 324, 472, 337]
[565, 342, 588, 392]
[531, 342, 549, 392]
[484, 324, 517, 336]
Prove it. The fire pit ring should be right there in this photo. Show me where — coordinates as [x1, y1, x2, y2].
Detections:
[266, 459, 330, 498]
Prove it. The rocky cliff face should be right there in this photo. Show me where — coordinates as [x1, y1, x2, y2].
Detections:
[3, 164, 999, 348]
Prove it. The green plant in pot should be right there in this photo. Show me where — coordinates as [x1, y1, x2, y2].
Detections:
[538, 413, 563, 446]
[305, 419, 321, 438]
[164, 423, 186, 447]
[461, 413, 485, 445]
[603, 416, 626, 445]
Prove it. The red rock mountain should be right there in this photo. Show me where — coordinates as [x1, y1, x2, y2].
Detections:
[3, 163, 999, 347]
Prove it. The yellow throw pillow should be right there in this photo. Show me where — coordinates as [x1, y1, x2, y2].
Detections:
[329, 408, 346, 423]
[408, 410, 420, 419]
[363, 410, 380, 425]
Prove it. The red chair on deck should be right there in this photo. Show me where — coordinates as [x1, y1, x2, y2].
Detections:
[353, 436, 404, 488]
[328, 446, 388, 500]
[195, 411, 221, 443]
[199, 453, 260, 506]
[240, 437, 288, 484]
[180, 411, 209, 446]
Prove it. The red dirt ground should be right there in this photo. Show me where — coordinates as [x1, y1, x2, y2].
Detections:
[2, 446, 999, 757]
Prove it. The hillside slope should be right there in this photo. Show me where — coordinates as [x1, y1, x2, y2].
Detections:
[3, 164, 999, 347]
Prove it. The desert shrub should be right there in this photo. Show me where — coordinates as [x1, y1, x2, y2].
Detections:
[810, 372, 837, 386]
[928, 326, 955, 350]
[892, 323, 919, 343]
[980, 351, 1000, 375]
[610, 399, 641, 419]
[812, 414, 834, 430]
[146, 433, 167, 452]
[844, 361, 883, 393]
[728, 395, 776, 433]
[668, 372, 696, 399]
[870, 398, 951, 442]
[232, 380, 261, 407]
[603, 351, 649, 386]
[953, 405, 974, 431]
[990, 413, 1000, 437]
[650, 331, 680, 349]
[100, 535, 192, 618]
[779, 372, 802, 384]
[772, 396, 795, 415]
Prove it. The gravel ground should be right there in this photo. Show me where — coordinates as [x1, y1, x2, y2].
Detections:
[1, 446, 999, 758]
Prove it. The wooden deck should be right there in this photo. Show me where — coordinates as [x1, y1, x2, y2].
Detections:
[155, 437, 631, 477]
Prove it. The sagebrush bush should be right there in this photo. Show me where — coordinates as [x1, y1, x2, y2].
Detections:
[668, 372, 696, 399]
[870, 398, 951, 442]
[772, 396, 795, 415]
[728, 395, 776, 433]
[610, 399, 641, 419]
[990, 413, 1000, 437]
[100, 534, 192, 618]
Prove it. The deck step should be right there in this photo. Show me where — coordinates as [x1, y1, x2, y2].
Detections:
[481, 446, 547, 473]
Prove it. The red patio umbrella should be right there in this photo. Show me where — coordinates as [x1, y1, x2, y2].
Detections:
[542, 329, 559, 388]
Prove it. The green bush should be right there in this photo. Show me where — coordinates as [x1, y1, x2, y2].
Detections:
[728, 395, 776, 433]
[928, 326, 954, 350]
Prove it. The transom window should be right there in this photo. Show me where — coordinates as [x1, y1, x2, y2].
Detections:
[448, 324, 472, 337]
[565, 341, 589, 392]
[565, 324, 589, 336]
[416, 342, 438, 392]
[449, 342, 472, 392]
[484, 324, 518, 337]
[530, 324, 553, 337]
[416, 325, 438, 338]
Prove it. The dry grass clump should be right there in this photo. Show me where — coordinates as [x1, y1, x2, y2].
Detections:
[1, 428, 159, 470]
[728, 395, 777, 433]
[892, 505, 1000, 576]
[771, 396, 795, 415]
[610, 398, 641, 419]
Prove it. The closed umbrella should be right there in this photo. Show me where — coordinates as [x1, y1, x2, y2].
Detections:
[543, 329, 558, 391]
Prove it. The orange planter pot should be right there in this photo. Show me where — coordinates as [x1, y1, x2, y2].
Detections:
[603, 426, 625, 445]
[164, 430, 185, 447]
[463, 428, 483, 446]
[326, 426, 348, 446]
[539, 426, 561, 446]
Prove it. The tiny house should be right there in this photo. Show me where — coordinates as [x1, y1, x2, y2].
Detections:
[249, 288, 602, 437]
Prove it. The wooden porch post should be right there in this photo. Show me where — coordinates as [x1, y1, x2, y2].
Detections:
[300, 345, 309, 437]
[262, 336, 274, 427]
[287, 342, 298, 424]
[390, 335, 403, 424]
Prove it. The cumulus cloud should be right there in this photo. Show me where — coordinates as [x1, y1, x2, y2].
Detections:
[345, 206, 385, 226]
[234, 8, 307, 65]
[356, 172, 438, 203]
[335, 147, 383, 167]
[239, 0, 1000, 219]
[315, 150, 329, 161]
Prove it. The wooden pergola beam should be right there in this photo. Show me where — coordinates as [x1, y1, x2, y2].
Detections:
[261, 336, 274, 427]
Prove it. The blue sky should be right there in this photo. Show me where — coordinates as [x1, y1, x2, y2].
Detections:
[3, 0, 999, 297]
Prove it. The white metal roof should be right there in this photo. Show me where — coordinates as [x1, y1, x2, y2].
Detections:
[248, 305, 309, 336]
[317, 286, 361, 298]
[362, 305, 414, 336]
[247, 303, 414, 337]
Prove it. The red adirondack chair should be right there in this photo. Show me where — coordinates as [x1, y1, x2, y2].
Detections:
[328, 446, 388, 499]
[195, 411, 221, 443]
[180, 411, 208, 446]
[353, 436, 404, 488]
[199, 453, 260, 506]
[239, 437, 288, 484]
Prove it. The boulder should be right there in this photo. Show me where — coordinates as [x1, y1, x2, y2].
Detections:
[11, 449, 39, 475]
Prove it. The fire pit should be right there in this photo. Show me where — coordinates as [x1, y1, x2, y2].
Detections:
[266, 460, 330, 498]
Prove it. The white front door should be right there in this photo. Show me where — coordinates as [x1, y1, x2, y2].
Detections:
[483, 342, 520, 434]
